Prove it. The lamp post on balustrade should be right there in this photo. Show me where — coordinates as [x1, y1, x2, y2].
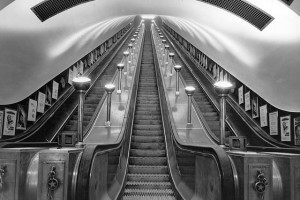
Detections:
[165, 45, 170, 58]
[128, 43, 133, 67]
[117, 63, 124, 94]
[169, 52, 174, 76]
[185, 86, 196, 125]
[105, 84, 115, 126]
[72, 77, 91, 148]
[174, 65, 182, 95]
[123, 51, 129, 74]
[213, 81, 234, 146]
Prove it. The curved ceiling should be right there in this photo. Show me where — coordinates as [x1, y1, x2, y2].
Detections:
[0, 0, 300, 112]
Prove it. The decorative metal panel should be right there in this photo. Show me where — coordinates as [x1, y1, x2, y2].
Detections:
[31, 0, 94, 22]
[197, 0, 273, 30]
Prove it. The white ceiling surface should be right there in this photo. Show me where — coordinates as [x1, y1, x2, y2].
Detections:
[0, 0, 300, 112]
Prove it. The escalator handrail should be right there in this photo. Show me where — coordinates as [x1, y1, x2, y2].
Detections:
[151, 25, 237, 200]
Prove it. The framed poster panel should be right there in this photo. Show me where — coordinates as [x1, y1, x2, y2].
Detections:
[251, 97, 259, 118]
[16, 104, 27, 130]
[3, 108, 17, 136]
[269, 111, 278, 135]
[224, 73, 228, 82]
[0, 111, 3, 138]
[79, 61, 84, 75]
[200, 54, 203, 65]
[208, 63, 212, 72]
[37, 92, 45, 113]
[28, 99, 37, 122]
[219, 70, 224, 81]
[280, 115, 291, 142]
[260, 105, 268, 127]
[76, 62, 82, 76]
[73, 65, 78, 78]
[216, 67, 220, 81]
[213, 64, 217, 79]
[52, 81, 59, 100]
[294, 117, 300, 145]
[45, 85, 52, 106]
[238, 86, 244, 105]
[244, 91, 251, 111]
[68, 68, 73, 85]
[60, 76, 66, 91]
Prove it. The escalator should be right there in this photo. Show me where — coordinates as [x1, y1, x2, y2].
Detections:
[161, 29, 275, 147]
[62, 21, 235, 200]
[61, 61, 116, 133]
[17, 28, 134, 143]
[180, 69, 232, 143]
[122, 23, 177, 200]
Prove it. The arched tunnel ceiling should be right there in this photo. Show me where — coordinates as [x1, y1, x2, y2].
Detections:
[0, 0, 300, 112]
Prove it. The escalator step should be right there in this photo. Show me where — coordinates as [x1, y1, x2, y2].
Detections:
[132, 130, 163, 136]
[123, 188, 174, 195]
[131, 142, 165, 150]
[133, 124, 163, 130]
[130, 149, 166, 157]
[131, 136, 164, 143]
[128, 165, 168, 174]
[134, 119, 162, 125]
[127, 174, 169, 182]
[134, 115, 161, 120]
[125, 181, 172, 190]
[129, 157, 167, 165]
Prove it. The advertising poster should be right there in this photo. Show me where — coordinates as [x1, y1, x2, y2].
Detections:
[16, 104, 27, 130]
[0, 111, 4, 138]
[208, 63, 212, 72]
[244, 91, 251, 111]
[252, 97, 259, 118]
[219, 70, 224, 81]
[73, 65, 78, 78]
[45, 85, 52, 106]
[79, 61, 84, 75]
[280, 115, 291, 142]
[238, 86, 244, 104]
[52, 81, 59, 100]
[200, 54, 202, 65]
[224, 73, 228, 82]
[60, 76, 66, 90]
[260, 105, 268, 127]
[68, 68, 73, 85]
[37, 92, 45, 113]
[294, 117, 300, 145]
[213, 64, 217, 79]
[3, 108, 17, 136]
[28, 99, 37, 122]
[90, 52, 94, 65]
[216, 67, 220, 81]
[76, 62, 82, 76]
[269, 111, 278, 135]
